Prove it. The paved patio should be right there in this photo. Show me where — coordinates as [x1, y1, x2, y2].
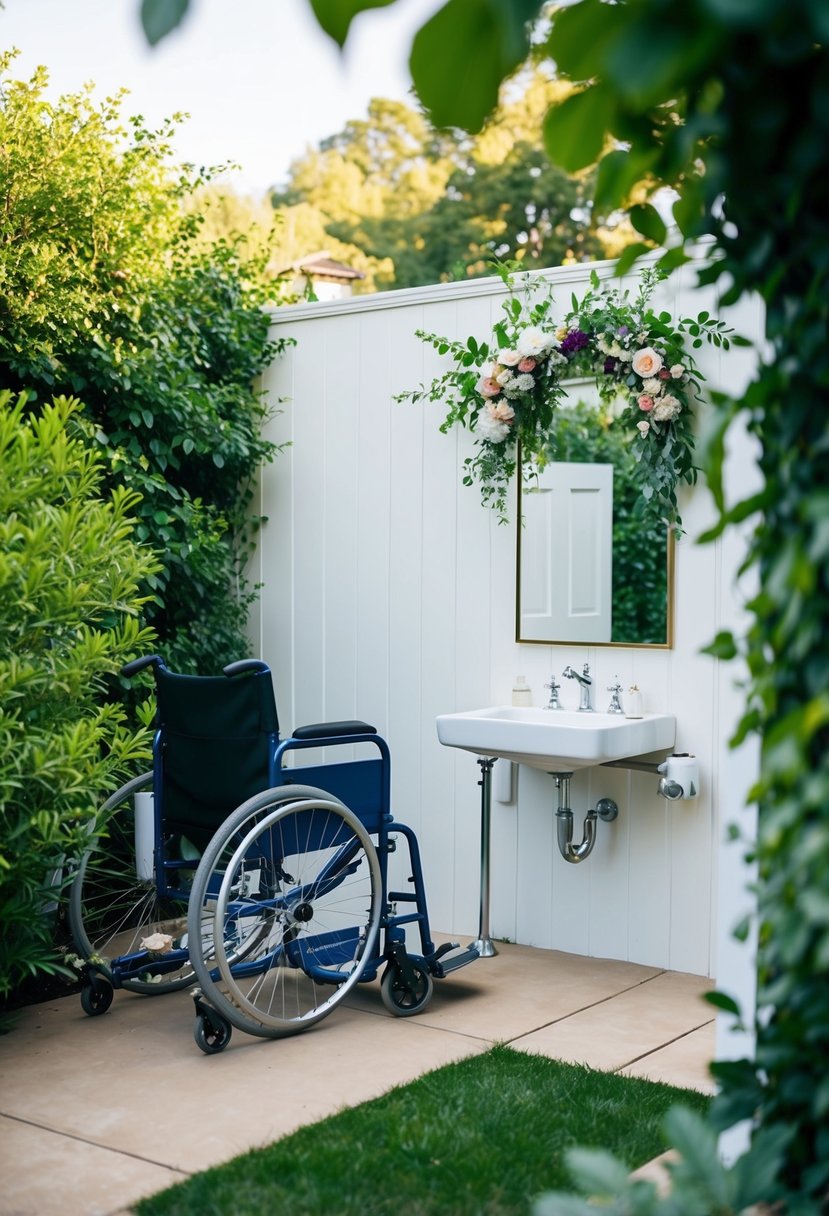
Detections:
[0, 941, 716, 1216]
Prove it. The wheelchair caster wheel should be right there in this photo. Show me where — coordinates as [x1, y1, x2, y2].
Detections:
[80, 976, 114, 1017]
[194, 1011, 233, 1055]
[380, 960, 434, 1017]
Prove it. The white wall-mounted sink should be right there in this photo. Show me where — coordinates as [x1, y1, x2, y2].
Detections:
[436, 706, 676, 771]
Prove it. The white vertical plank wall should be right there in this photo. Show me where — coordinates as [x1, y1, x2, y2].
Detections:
[255, 258, 762, 980]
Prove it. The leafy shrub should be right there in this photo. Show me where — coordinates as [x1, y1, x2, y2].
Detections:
[0, 390, 158, 1009]
[0, 53, 289, 675]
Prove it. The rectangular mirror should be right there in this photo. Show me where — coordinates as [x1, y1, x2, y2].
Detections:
[516, 380, 674, 648]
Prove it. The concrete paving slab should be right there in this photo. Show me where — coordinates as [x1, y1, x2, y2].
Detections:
[0, 1114, 186, 1216]
[510, 970, 713, 1073]
[0, 943, 714, 1216]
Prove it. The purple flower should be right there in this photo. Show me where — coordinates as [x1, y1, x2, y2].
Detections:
[603, 357, 618, 374]
[560, 329, 590, 356]
[617, 325, 629, 336]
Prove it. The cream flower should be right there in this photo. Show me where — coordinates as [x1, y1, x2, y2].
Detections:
[636, 420, 651, 437]
[670, 363, 685, 379]
[653, 394, 681, 421]
[497, 348, 522, 367]
[516, 326, 552, 358]
[631, 347, 664, 377]
[495, 368, 514, 387]
[642, 377, 663, 396]
[490, 401, 516, 423]
[141, 932, 174, 954]
[476, 408, 511, 443]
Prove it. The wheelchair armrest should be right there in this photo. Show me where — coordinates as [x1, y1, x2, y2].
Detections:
[121, 654, 166, 678]
[292, 720, 377, 740]
[223, 659, 271, 678]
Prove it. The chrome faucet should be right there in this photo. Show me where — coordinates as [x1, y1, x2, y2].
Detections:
[562, 662, 593, 711]
[543, 675, 561, 710]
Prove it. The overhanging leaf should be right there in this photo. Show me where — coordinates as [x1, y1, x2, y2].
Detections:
[141, 0, 190, 46]
[594, 148, 658, 212]
[307, 0, 397, 47]
[630, 202, 668, 245]
[543, 85, 614, 172]
[410, 0, 542, 132]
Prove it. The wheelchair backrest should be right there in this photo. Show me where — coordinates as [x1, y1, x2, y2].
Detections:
[154, 666, 279, 846]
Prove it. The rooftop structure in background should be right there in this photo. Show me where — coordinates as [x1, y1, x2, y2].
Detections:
[276, 251, 366, 301]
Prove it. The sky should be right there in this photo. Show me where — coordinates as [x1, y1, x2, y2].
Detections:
[1, 0, 443, 196]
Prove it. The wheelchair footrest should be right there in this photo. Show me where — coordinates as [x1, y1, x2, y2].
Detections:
[430, 942, 480, 978]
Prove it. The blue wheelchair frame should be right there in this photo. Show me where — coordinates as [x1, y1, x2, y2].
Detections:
[72, 656, 476, 1033]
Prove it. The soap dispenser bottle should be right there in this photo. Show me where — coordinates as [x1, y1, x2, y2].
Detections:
[626, 684, 644, 719]
[512, 676, 532, 707]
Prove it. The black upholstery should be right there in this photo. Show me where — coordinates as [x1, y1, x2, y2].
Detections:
[154, 667, 279, 846]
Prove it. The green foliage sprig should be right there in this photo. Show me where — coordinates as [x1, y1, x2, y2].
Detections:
[0, 391, 158, 1012]
[398, 272, 564, 520]
[399, 266, 730, 529]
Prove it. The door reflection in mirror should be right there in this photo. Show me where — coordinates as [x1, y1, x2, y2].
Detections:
[516, 389, 673, 648]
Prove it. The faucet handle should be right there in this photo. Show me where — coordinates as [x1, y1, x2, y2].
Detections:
[544, 675, 561, 710]
[607, 677, 624, 714]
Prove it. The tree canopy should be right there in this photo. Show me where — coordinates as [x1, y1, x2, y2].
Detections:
[271, 76, 633, 289]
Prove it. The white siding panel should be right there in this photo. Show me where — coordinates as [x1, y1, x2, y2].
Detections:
[259, 259, 763, 983]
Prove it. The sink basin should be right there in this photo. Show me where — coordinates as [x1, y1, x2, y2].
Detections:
[436, 706, 676, 771]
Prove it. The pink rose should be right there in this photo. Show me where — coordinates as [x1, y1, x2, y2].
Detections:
[517, 357, 537, 373]
[479, 376, 501, 398]
[638, 394, 654, 412]
[631, 347, 664, 378]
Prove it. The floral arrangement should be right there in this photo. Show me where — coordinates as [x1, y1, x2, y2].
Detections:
[397, 266, 734, 528]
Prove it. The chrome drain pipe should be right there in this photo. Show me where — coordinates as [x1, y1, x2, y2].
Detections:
[552, 772, 617, 865]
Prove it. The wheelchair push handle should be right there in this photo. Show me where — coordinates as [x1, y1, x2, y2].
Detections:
[223, 659, 271, 678]
[121, 654, 167, 679]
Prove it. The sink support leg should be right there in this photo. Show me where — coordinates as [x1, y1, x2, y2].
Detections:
[473, 758, 497, 958]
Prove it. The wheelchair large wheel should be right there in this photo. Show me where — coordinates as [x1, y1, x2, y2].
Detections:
[69, 772, 203, 995]
[188, 785, 382, 1041]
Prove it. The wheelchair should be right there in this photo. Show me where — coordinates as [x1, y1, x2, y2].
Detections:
[69, 655, 478, 1053]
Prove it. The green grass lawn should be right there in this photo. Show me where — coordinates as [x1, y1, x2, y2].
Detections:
[136, 1045, 710, 1216]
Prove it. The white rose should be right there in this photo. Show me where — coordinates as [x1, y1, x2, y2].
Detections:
[496, 368, 514, 387]
[670, 364, 684, 379]
[516, 326, 552, 358]
[636, 420, 651, 437]
[643, 377, 663, 395]
[497, 348, 522, 367]
[476, 411, 510, 443]
[652, 394, 681, 421]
